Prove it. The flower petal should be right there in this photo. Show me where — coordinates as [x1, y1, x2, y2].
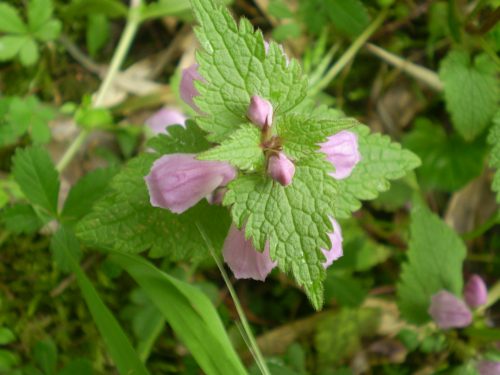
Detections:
[428, 290, 472, 329]
[321, 217, 343, 268]
[319, 130, 361, 180]
[464, 274, 488, 308]
[146, 107, 187, 135]
[223, 225, 277, 281]
[180, 64, 205, 113]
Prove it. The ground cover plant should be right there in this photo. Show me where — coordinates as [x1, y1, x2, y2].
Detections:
[0, 0, 499, 374]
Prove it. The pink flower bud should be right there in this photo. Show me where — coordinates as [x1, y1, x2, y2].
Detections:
[145, 154, 236, 214]
[223, 225, 277, 281]
[267, 153, 295, 186]
[477, 360, 500, 375]
[464, 274, 488, 308]
[146, 107, 186, 135]
[321, 217, 343, 268]
[428, 290, 472, 329]
[180, 64, 205, 113]
[319, 130, 361, 180]
[247, 95, 273, 127]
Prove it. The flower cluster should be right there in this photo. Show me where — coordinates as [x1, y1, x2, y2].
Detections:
[144, 42, 361, 281]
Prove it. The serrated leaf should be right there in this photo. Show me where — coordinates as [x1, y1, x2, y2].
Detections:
[276, 114, 358, 159]
[1, 203, 43, 234]
[77, 123, 231, 260]
[0, 36, 25, 61]
[8, 96, 54, 144]
[325, 0, 370, 37]
[191, 0, 308, 141]
[403, 118, 486, 192]
[19, 38, 39, 66]
[488, 110, 500, 202]
[335, 126, 421, 218]
[50, 226, 82, 272]
[86, 14, 110, 57]
[0, 4, 27, 34]
[33, 19, 61, 42]
[397, 203, 467, 324]
[198, 124, 264, 170]
[61, 167, 117, 224]
[439, 50, 498, 140]
[225, 156, 338, 309]
[12, 146, 60, 216]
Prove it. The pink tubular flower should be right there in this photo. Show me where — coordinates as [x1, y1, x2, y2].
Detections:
[247, 95, 273, 127]
[267, 152, 295, 186]
[223, 225, 277, 281]
[428, 290, 472, 329]
[145, 154, 236, 214]
[180, 64, 205, 113]
[321, 218, 343, 268]
[464, 274, 488, 309]
[146, 107, 187, 135]
[477, 360, 500, 375]
[319, 130, 361, 180]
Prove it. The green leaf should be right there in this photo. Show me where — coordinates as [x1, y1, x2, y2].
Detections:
[0, 4, 27, 34]
[0, 328, 15, 345]
[1, 204, 43, 234]
[198, 124, 264, 171]
[61, 167, 117, 224]
[33, 19, 62, 42]
[7, 96, 55, 144]
[58, 359, 94, 375]
[86, 14, 110, 57]
[276, 114, 358, 160]
[0, 36, 25, 61]
[335, 126, 421, 218]
[110, 252, 248, 375]
[50, 226, 83, 273]
[191, 0, 308, 141]
[324, 273, 368, 307]
[397, 202, 467, 324]
[33, 339, 57, 375]
[28, 0, 54, 32]
[19, 38, 39, 66]
[272, 23, 302, 42]
[77, 123, 231, 260]
[12, 146, 60, 216]
[403, 118, 486, 192]
[57, 227, 150, 375]
[62, 0, 128, 18]
[488, 110, 500, 203]
[439, 50, 498, 140]
[225, 156, 338, 309]
[325, 0, 370, 37]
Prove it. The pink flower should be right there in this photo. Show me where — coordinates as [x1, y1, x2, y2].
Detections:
[319, 130, 361, 180]
[145, 154, 236, 213]
[267, 152, 295, 186]
[464, 274, 488, 308]
[180, 64, 205, 113]
[321, 218, 343, 268]
[223, 225, 277, 281]
[146, 107, 186, 135]
[428, 291, 472, 329]
[477, 360, 500, 375]
[247, 95, 273, 127]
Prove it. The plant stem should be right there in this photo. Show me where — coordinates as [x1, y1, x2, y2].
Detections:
[196, 224, 271, 375]
[56, 0, 143, 173]
[311, 9, 388, 94]
[365, 43, 443, 91]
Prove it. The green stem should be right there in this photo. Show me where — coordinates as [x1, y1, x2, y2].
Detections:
[311, 9, 388, 94]
[56, 0, 143, 173]
[196, 224, 271, 375]
[365, 43, 444, 91]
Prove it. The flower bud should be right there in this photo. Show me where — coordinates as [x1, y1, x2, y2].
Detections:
[223, 225, 277, 281]
[477, 360, 500, 375]
[180, 64, 205, 113]
[267, 153, 295, 186]
[321, 217, 343, 268]
[145, 107, 186, 135]
[145, 154, 236, 214]
[428, 290, 472, 329]
[464, 274, 488, 308]
[247, 95, 273, 127]
[319, 130, 361, 180]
